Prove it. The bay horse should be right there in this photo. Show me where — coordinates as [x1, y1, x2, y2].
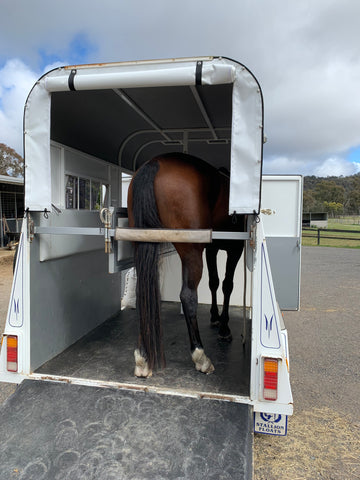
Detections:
[127, 152, 245, 377]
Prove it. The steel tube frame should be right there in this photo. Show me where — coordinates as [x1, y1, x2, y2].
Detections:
[34, 226, 250, 242]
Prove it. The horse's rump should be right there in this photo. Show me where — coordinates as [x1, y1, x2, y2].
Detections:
[128, 153, 242, 376]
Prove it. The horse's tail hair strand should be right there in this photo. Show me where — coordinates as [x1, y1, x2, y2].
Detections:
[132, 159, 165, 371]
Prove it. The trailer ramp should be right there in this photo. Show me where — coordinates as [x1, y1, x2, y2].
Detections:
[0, 380, 252, 479]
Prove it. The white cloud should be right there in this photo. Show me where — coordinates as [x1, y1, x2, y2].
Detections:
[264, 154, 360, 177]
[313, 157, 360, 177]
[264, 57, 360, 159]
[353, 163, 360, 173]
[0, 59, 38, 155]
[0, 58, 68, 155]
[0, 0, 360, 176]
[263, 156, 310, 175]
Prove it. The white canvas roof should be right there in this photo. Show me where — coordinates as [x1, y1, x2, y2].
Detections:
[24, 56, 264, 213]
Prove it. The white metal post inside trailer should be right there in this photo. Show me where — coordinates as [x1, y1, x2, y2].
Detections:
[0, 57, 298, 478]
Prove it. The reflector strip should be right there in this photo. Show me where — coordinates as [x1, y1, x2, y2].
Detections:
[7, 335, 18, 372]
[263, 358, 278, 401]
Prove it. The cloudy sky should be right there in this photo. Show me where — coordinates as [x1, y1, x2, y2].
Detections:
[1, 0, 360, 176]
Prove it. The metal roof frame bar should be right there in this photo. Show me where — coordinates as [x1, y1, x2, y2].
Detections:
[114, 84, 222, 170]
[113, 89, 172, 142]
[189, 85, 218, 141]
[118, 127, 231, 170]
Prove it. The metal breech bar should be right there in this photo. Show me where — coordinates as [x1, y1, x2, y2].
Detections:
[114, 228, 249, 242]
[115, 228, 211, 243]
[34, 226, 249, 243]
[33, 207, 250, 251]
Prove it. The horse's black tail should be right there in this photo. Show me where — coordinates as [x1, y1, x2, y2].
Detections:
[131, 158, 165, 371]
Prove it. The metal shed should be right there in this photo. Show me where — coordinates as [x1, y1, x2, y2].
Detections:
[0, 175, 24, 247]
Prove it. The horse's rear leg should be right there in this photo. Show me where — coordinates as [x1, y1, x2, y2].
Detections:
[178, 245, 214, 374]
[205, 245, 221, 327]
[218, 246, 243, 341]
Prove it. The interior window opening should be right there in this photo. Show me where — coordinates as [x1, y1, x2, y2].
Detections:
[121, 173, 132, 208]
[65, 174, 107, 211]
[65, 175, 78, 209]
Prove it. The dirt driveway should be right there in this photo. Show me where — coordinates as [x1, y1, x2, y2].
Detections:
[0, 246, 359, 479]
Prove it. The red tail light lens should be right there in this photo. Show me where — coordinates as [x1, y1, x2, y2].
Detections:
[263, 357, 278, 401]
[7, 335, 18, 372]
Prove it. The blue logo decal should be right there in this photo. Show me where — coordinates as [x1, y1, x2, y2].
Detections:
[265, 314, 273, 339]
[260, 413, 282, 423]
[13, 298, 20, 323]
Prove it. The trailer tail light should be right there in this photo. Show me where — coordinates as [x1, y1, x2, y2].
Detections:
[263, 358, 278, 401]
[7, 335, 18, 372]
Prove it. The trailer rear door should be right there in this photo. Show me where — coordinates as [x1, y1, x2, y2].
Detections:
[0, 379, 253, 479]
[260, 175, 303, 310]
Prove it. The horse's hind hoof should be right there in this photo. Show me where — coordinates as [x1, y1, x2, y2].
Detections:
[134, 349, 153, 378]
[210, 313, 220, 328]
[218, 332, 233, 343]
[210, 320, 220, 328]
[192, 348, 215, 374]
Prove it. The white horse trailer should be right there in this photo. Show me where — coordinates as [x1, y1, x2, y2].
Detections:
[0, 57, 301, 478]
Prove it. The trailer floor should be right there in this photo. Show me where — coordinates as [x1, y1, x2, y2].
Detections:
[0, 379, 252, 479]
[36, 302, 251, 399]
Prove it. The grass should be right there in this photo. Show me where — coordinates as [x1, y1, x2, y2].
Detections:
[327, 222, 360, 231]
[302, 219, 360, 248]
[254, 406, 360, 480]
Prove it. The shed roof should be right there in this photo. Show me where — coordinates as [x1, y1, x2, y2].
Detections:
[0, 175, 24, 186]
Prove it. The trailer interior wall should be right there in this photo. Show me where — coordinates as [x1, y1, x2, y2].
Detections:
[29, 232, 121, 370]
[40, 143, 122, 261]
[160, 250, 250, 306]
[27, 143, 123, 370]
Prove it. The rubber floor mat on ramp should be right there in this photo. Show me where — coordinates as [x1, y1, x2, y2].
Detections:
[0, 380, 252, 480]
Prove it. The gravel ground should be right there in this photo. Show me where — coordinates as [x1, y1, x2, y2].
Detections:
[1, 246, 359, 479]
[254, 247, 360, 479]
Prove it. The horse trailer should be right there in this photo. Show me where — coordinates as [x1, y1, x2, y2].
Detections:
[0, 57, 302, 479]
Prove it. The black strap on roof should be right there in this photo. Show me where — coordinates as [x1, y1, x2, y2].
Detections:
[195, 61, 203, 85]
[68, 69, 77, 91]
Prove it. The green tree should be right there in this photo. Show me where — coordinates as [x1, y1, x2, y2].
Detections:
[303, 173, 360, 215]
[323, 201, 344, 217]
[303, 190, 318, 212]
[315, 180, 345, 205]
[347, 176, 360, 214]
[0, 143, 24, 177]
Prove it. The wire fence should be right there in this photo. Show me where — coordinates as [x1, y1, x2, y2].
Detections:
[332, 216, 360, 225]
[0, 218, 23, 248]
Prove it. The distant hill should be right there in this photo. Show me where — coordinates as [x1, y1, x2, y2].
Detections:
[303, 173, 360, 215]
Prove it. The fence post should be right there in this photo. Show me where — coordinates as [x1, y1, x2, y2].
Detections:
[0, 217, 3, 248]
[317, 229, 320, 245]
